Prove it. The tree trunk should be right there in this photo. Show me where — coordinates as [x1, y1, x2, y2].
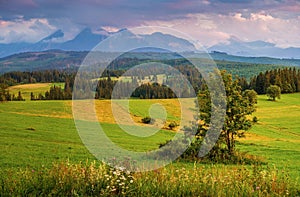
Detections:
[226, 130, 231, 154]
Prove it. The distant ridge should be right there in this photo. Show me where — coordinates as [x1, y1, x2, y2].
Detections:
[0, 28, 197, 58]
[208, 51, 300, 67]
[209, 37, 300, 59]
[0, 50, 299, 74]
[1, 28, 300, 60]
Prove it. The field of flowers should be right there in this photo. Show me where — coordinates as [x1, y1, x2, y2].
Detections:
[0, 160, 298, 196]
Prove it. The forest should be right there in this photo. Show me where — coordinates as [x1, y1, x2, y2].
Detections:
[0, 59, 299, 101]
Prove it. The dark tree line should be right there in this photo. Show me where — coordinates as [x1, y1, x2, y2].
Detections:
[95, 76, 117, 99]
[5, 66, 298, 102]
[95, 76, 185, 99]
[0, 70, 75, 86]
[2, 59, 299, 101]
[131, 83, 177, 99]
[0, 84, 24, 101]
[240, 67, 300, 94]
[31, 80, 73, 100]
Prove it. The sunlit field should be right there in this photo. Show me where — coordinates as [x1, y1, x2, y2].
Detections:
[0, 85, 299, 195]
[8, 83, 64, 100]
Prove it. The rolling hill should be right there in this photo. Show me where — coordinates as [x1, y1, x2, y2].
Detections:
[0, 50, 299, 75]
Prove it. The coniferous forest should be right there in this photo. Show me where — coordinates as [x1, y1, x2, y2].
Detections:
[1, 60, 300, 101]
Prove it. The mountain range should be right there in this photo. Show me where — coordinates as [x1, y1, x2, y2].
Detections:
[0, 28, 196, 58]
[208, 37, 300, 59]
[0, 28, 299, 59]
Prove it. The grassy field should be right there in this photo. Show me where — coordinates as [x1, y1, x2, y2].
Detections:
[0, 85, 299, 195]
[237, 93, 300, 179]
[0, 92, 299, 173]
[8, 83, 64, 100]
[0, 100, 179, 169]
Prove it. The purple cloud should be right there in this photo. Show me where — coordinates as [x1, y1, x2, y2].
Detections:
[0, 0, 299, 47]
[0, 0, 298, 27]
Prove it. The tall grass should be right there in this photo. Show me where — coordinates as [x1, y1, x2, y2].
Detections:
[0, 161, 298, 196]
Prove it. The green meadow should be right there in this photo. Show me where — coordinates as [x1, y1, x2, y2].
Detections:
[0, 92, 299, 175]
[0, 84, 299, 195]
[238, 93, 300, 179]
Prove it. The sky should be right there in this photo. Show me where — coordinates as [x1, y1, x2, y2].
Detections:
[0, 0, 299, 48]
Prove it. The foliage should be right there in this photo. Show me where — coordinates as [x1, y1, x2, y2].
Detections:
[95, 78, 192, 100]
[266, 85, 281, 101]
[0, 161, 298, 196]
[0, 83, 10, 101]
[243, 89, 258, 105]
[197, 71, 256, 156]
[141, 116, 153, 124]
[0, 70, 74, 86]
[0, 161, 135, 196]
[1, 59, 292, 101]
[252, 116, 258, 123]
[0, 84, 24, 101]
[0, 51, 86, 73]
[168, 121, 178, 130]
[157, 71, 257, 162]
[31, 84, 72, 100]
[250, 67, 300, 94]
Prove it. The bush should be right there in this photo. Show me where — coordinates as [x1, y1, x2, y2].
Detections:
[266, 85, 281, 101]
[141, 116, 153, 124]
[253, 116, 258, 123]
[168, 121, 178, 130]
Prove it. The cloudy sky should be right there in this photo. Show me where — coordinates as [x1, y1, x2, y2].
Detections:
[0, 0, 299, 48]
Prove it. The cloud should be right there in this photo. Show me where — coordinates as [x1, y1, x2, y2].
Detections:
[0, 0, 299, 48]
[144, 11, 300, 48]
[1, 0, 297, 25]
[0, 18, 55, 43]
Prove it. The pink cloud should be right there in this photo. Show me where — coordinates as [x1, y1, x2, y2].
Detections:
[143, 11, 300, 48]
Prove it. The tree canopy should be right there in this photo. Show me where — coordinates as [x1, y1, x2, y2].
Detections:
[157, 71, 257, 162]
[197, 71, 256, 157]
[266, 85, 281, 101]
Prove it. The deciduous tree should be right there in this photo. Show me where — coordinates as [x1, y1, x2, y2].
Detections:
[266, 85, 281, 101]
[197, 71, 256, 156]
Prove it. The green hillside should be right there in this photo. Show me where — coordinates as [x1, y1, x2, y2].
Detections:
[0, 93, 299, 178]
[0, 50, 297, 79]
[238, 93, 300, 178]
[0, 92, 299, 195]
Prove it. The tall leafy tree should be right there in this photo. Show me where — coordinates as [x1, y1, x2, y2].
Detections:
[158, 71, 257, 161]
[198, 71, 256, 155]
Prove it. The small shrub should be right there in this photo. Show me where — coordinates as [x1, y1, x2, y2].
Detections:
[26, 127, 36, 131]
[141, 116, 153, 124]
[168, 121, 178, 130]
[253, 116, 258, 123]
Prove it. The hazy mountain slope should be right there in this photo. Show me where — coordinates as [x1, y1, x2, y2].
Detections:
[0, 29, 198, 58]
[209, 37, 300, 59]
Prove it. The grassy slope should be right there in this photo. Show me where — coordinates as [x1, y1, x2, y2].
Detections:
[8, 83, 64, 100]
[0, 100, 176, 169]
[0, 101, 91, 169]
[238, 93, 300, 179]
[0, 86, 299, 180]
